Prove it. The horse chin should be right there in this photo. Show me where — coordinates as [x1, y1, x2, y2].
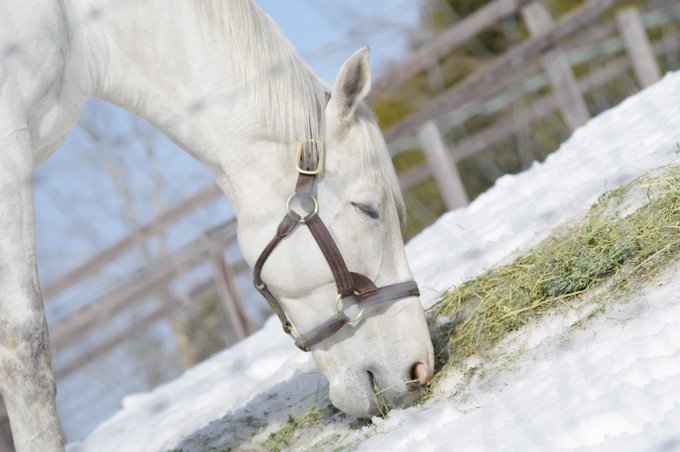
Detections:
[327, 374, 379, 418]
[326, 375, 428, 418]
[319, 359, 428, 418]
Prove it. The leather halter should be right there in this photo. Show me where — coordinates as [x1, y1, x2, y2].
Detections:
[253, 139, 420, 352]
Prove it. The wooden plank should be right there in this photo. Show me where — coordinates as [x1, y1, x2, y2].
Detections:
[43, 184, 223, 301]
[184, 260, 251, 304]
[55, 257, 252, 378]
[397, 53, 636, 193]
[54, 299, 176, 379]
[455, 95, 561, 162]
[417, 122, 468, 210]
[0, 399, 10, 452]
[49, 220, 238, 352]
[522, 1, 590, 130]
[398, 163, 431, 191]
[0, 429, 10, 452]
[662, 20, 680, 68]
[384, 0, 619, 143]
[209, 254, 252, 339]
[369, 0, 534, 100]
[567, 17, 617, 49]
[616, 7, 661, 88]
[451, 36, 680, 163]
[450, 54, 633, 162]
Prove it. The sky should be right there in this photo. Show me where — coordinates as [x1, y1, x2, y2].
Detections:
[258, 0, 420, 82]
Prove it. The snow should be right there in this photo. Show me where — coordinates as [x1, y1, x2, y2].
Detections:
[68, 71, 680, 451]
[357, 263, 680, 451]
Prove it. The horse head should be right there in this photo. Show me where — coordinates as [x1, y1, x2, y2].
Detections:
[241, 48, 434, 416]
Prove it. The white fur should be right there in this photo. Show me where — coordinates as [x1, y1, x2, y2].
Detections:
[0, 0, 433, 449]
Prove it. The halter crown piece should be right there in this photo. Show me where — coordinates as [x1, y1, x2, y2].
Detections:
[252, 135, 420, 352]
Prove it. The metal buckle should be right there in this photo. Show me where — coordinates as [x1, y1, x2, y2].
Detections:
[284, 320, 302, 340]
[295, 139, 324, 175]
[334, 294, 364, 324]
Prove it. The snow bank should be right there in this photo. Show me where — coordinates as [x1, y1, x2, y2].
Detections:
[69, 71, 680, 451]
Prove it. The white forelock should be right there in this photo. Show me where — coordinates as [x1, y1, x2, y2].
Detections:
[191, 0, 327, 144]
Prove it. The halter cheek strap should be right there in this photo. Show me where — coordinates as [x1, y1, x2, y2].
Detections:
[252, 140, 420, 352]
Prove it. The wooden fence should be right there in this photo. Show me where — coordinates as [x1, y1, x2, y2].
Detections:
[2, 0, 679, 447]
[391, 0, 679, 210]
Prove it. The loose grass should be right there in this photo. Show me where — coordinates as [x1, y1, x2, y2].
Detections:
[429, 165, 680, 373]
[261, 405, 324, 452]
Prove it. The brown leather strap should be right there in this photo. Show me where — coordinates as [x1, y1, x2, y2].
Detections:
[357, 280, 420, 307]
[254, 211, 421, 350]
[253, 211, 301, 334]
[350, 272, 377, 293]
[254, 212, 301, 284]
[294, 314, 350, 351]
[304, 212, 355, 297]
[295, 140, 321, 195]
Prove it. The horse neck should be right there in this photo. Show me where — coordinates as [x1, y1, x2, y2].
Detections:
[66, 0, 322, 210]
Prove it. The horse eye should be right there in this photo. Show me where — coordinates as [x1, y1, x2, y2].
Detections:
[351, 202, 380, 220]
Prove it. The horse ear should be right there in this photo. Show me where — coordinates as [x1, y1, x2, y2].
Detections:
[330, 47, 371, 123]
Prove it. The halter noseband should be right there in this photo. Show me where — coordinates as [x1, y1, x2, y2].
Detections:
[252, 139, 420, 351]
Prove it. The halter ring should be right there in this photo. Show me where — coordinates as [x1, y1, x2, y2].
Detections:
[286, 192, 318, 223]
[334, 294, 364, 324]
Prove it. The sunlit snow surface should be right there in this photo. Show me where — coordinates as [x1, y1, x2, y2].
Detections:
[68, 72, 680, 451]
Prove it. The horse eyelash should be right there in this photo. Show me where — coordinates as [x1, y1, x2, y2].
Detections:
[351, 201, 380, 220]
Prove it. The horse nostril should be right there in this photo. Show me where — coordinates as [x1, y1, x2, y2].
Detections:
[410, 362, 431, 386]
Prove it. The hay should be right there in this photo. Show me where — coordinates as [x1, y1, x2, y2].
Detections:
[429, 165, 680, 374]
[261, 405, 324, 451]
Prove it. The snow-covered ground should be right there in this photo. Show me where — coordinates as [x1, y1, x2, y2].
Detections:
[68, 72, 680, 451]
[356, 261, 680, 451]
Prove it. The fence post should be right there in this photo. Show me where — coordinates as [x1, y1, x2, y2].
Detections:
[209, 253, 251, 339]
[661, 23, 679, 70]
[417, 121, 468, 211]
[0, 430, 10, 452]
[616, 7, 661, 88]
[521, 1, 590, 130]
[0, 401, 10, 452]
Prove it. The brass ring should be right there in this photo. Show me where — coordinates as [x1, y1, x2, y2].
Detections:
[286, 192, 318, 223]
[334, 294, 364, 324]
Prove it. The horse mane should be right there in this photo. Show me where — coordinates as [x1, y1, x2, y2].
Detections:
[191, 0, 325, 143]
[191, 0, 404, 218]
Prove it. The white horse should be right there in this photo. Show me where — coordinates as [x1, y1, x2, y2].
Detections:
[0, 0, 434, 449]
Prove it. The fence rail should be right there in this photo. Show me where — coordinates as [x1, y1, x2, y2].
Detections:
[368, 0, 535, 100]
[50, 220, 239, 371]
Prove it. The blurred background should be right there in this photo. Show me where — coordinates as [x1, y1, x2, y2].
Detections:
[1, 0, 679, 446]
